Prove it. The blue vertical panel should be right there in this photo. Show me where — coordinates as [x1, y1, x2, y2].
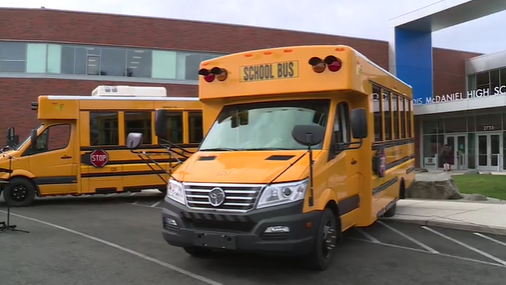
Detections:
[395, 28, 432, 105]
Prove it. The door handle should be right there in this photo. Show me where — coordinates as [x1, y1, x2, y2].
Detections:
[61, 155, 72, 159]
[351, 159, 357, 165]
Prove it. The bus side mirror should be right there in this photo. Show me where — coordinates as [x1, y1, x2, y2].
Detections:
[154, 109, 167, 138]
[7, 127, 14, 142]
[126, 132, 143, 149]
[291, 125, 325, 147]
[30, 129, 37, 149]
[350, 108, 367, 139]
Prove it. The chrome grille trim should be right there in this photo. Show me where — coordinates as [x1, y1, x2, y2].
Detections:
[183, 182, 265, 213]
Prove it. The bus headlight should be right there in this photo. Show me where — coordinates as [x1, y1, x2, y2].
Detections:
[256, 179, 308, 209]
[167, 179, 186, 205]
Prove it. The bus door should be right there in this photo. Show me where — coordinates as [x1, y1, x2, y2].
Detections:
[27, 122, 78, 195]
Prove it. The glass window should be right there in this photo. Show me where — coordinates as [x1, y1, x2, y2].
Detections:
[26, 43, 47, 73]
[184, 54, 202, 80]
[188, 111, 203, 143]
[476, 113, 502, 132]
[87, 55, 100, 75]
[422, 135, 438, 168]
[334, 102, 350, 143]
[100, 48, 126, 77]
[491, 69, 500, 94]
[124, 112, 152, 145]
[61, 45, 75, 74]
[75, 47, 87, 75]
[151, 50, 176, 79]
[0, 42, 27, 72]
[399, 96, 406, 138]
[468, 116, 476, 132]
[126, 49, 152, 78]
[422, 119, 438, 134]
[443, 117, 467, 133]
[475, 71, 490, 92]
[383, 89, 392, 140]
[467, 74, 476, 93]
[47, 44, 61, 74]
[392, 93, 399, 139]
[372, 85, 383, 141]
[164, 112, 184, 144]
[90, 112, 119, 146]
[24, 124, 71, 156]
[199, 100, 330, 151]
[406, 98, 412, 137]
[501, 68, 506, 88]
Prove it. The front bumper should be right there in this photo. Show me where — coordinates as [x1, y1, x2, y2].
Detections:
[161, 199, 322, 256]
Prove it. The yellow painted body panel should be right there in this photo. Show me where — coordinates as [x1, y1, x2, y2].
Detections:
[174, 45, 415, 233]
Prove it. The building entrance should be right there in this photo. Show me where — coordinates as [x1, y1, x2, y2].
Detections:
[476, 132, 503, 171]
[444, 134, 467, 170]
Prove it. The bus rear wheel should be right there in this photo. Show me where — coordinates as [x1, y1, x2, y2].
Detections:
[3, 177, 36, 207]
[304, 208, 339, 271]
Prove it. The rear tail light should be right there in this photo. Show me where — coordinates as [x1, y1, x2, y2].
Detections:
[308, 55, 343, 73]
[198, 67, 228, 82]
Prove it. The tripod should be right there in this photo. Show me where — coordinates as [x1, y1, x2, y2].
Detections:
[0, 151, 29, 234]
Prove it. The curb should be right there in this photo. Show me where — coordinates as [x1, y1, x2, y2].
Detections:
[381, 217, 506, 237]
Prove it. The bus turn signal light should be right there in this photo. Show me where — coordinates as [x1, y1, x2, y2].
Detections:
[198, 67, 228, 82]
[308, 57, 326, 73]
[324, 55, 342, 72]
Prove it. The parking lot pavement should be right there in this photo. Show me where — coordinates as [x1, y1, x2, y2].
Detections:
[1, 193, 506, 285]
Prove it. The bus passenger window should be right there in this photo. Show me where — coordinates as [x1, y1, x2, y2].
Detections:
[406, 99, 412, 137]
[372, 85, 383, 141]
[188, 111, 203, 143]
[164, 112, 183, 144]
[124, 112, 152, 145]
[383, 90, 392, 140]
[90, 112, 119, 146]
[399, 96, 406, 138]
[333, 102, 350, 144]
[392, 94, 399, 139]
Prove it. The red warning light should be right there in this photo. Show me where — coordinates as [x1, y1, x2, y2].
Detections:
[324, 56, 342, 72]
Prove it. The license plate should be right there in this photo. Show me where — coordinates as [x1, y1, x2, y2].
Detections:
[193, 232, 237, 250]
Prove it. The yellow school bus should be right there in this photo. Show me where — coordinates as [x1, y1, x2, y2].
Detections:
[127, 45, 415, 270]
[0, 85, 203, 207]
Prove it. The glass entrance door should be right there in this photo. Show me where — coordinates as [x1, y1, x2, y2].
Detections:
[445, 135, 467, 170]
[476, 133, 503, 171]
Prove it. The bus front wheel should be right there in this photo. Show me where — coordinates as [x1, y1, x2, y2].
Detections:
[304, 208, 339, 271]
[3, 177, 37, 207]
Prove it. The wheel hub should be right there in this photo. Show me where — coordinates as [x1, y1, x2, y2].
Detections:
[321, 220, 337, 259]
[10, 185, 28, 202]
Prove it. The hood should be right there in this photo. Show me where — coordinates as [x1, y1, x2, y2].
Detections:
[174, 150, 322, 184]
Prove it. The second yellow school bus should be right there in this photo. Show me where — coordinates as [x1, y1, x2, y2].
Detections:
[0, 86, 203, 207]
[128, 45, 415, 270]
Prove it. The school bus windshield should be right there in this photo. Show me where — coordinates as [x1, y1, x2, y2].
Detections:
[199, 99, 330, 151]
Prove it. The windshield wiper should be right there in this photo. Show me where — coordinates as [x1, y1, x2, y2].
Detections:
[241, 147, 298, 151]
[199, 148, 241, 151]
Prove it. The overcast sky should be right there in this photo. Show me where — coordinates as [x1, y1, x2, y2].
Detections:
[2, 0, 505, 54]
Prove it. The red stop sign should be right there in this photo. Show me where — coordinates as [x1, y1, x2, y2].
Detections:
[90, 149, 109, 168]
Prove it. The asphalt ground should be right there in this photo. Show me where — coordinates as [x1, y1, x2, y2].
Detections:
[1, 192, 506, 285]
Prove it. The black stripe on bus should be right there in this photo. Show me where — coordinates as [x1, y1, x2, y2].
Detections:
[80, 144, 200, 151]
[81, 157, 187, 166]
[386, 154, 416, 170]
[406, 166, 416, 174]
[372, 138, 414, 150]
[338, 194, 360, 216]
[377, 197, 399, 218]
[81, 170, 167, 178]
[373, 177, 398, 196]
[34, 176, 77, 185]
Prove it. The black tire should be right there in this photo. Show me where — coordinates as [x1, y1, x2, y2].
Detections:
[3, 177, 37, 207]
[304, 208, 340, 271]
[183, 246, 213, 258]
[383, 203, 397, 217]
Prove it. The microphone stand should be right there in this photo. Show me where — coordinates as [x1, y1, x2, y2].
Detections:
[0, 150, 29, 234]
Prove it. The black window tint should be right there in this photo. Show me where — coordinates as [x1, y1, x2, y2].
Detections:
[164, 112, 183, 143]
[124, 112, 152, 145]
[90, 112, 119, 146]
[188, 111, 203, 143]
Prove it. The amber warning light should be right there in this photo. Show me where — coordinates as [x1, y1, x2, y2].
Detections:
[198, 67, 228, 82]
[308, 55, 342, 73]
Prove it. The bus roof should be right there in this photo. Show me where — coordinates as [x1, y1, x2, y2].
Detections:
[197, 45, 412, 101]
[45, 95, 199, 101]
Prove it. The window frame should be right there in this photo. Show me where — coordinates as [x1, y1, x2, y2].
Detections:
[89, 111, 120, 146]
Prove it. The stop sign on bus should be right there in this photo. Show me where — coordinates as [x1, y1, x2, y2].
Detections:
[90, 149, 109, 168]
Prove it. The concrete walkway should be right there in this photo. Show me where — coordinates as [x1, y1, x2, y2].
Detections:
[382, 199, 506, 236]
